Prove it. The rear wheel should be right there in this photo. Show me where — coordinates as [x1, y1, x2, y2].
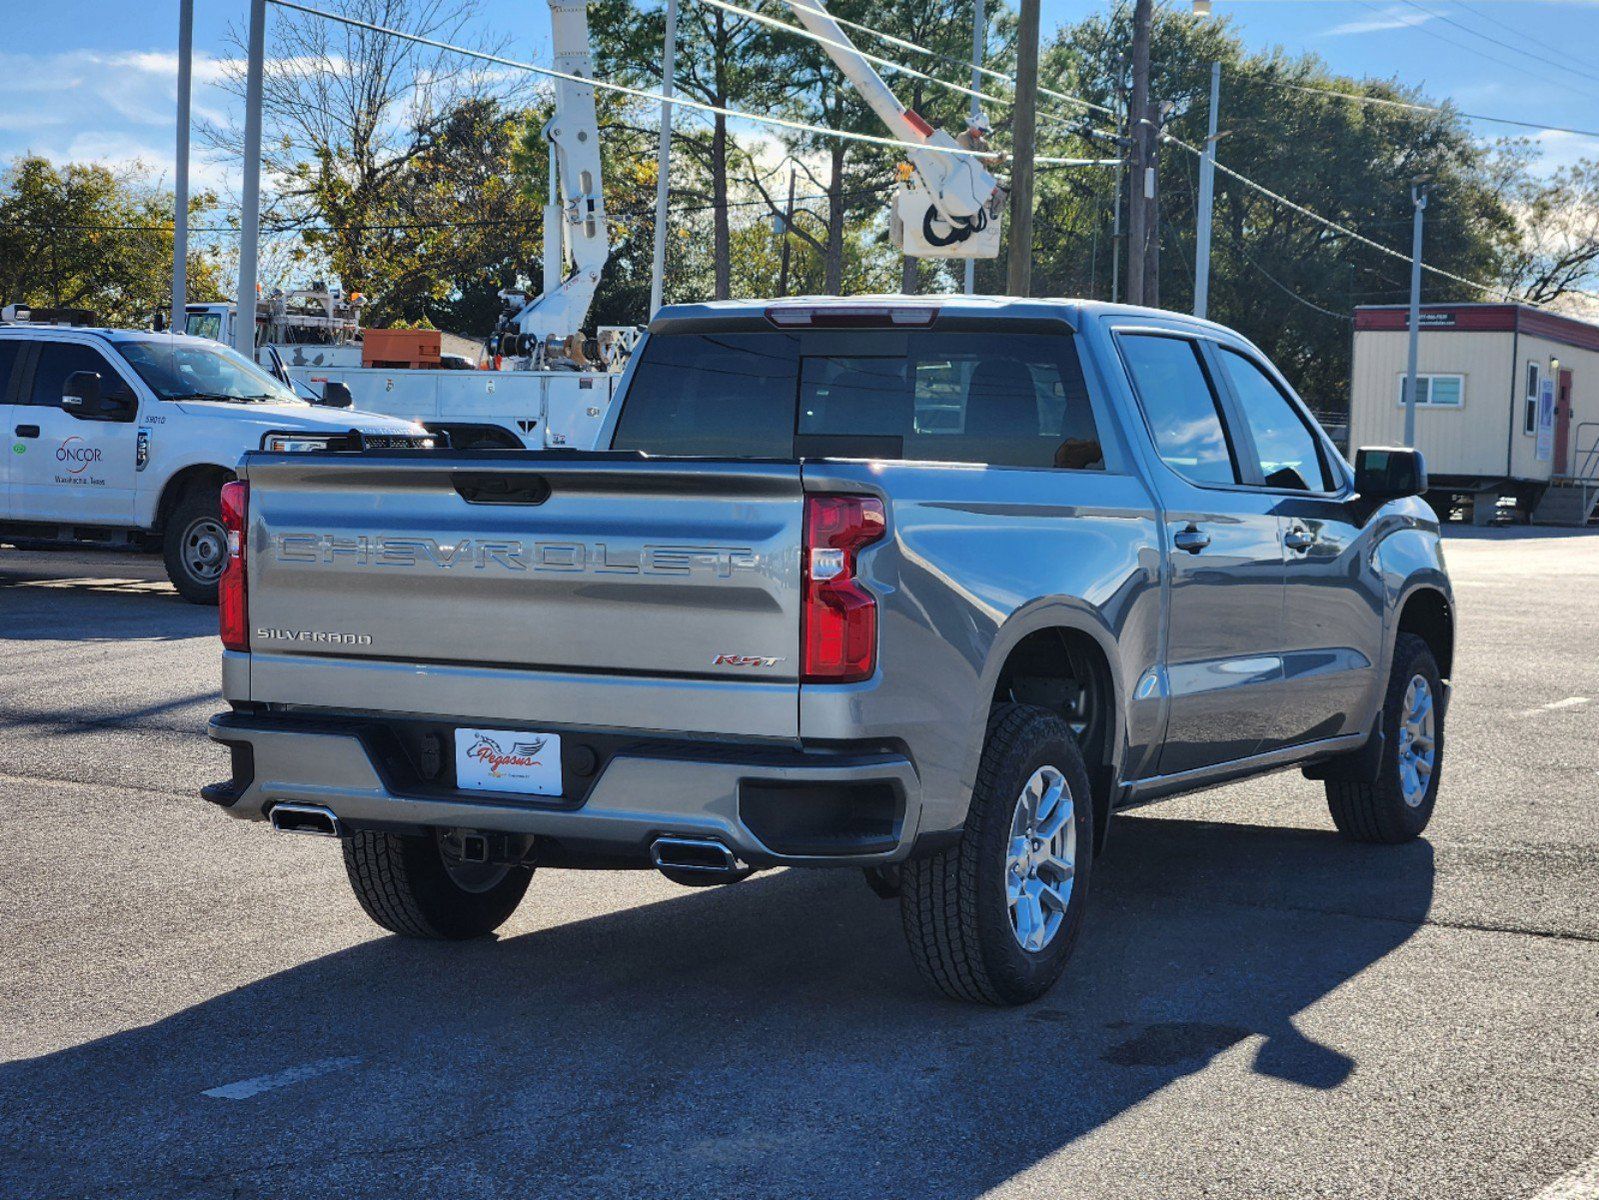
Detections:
[1326, 632, 1443, 843]
[342, 829, 533, 939]
[900, 704, 1094, 1005]
[161, 488, 227, 605]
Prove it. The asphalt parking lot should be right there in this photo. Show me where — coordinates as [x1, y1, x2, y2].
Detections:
[2, 530, 1596, 1200]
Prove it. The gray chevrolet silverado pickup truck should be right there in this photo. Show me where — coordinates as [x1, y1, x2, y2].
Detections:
[203, 296, 1452, 1005]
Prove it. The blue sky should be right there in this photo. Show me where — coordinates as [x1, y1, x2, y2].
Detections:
[2, 0, 1595, 195]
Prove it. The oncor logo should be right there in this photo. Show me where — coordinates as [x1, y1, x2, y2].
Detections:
[56, 437, 102, 475]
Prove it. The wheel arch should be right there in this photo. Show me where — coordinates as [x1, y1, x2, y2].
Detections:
[1395, 585, 1454, 681]
[154, 463, 236, 533]
[980, 609, 1125, 852]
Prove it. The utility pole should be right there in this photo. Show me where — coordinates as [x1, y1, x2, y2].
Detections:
[1145, 100, 1161, 308]
[648, 0, 679, 319]
[171, 0, 193, 333]
[1403, 178, 1430, 448]
[1111, 79, 1125, 303]
[1006, 0, 1041, 296]
[778, 166, 796, 297]
[234, 0, 266, 358]
[965, 0, 985, 296]
[1193, 62, 1220, 320]
[1125, 0, 1152, 306]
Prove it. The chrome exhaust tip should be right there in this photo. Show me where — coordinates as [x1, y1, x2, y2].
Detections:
[650, 836, 748, 883]
[269, 803, 341, 838]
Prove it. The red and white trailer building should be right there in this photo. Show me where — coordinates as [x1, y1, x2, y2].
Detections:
[1350, 304, 1599, 524]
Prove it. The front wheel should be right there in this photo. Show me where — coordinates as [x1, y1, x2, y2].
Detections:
[342, 829, 533, 939]
[1326, 632, 1444, 843]
[161, 488, 227, 605]
[900, 704, 1094, 1005]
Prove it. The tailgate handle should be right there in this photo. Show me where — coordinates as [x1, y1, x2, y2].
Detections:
[451, 471, 551, 505]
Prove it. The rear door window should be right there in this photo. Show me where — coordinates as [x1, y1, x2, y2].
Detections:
[1117, 333, 1239, 486]
[615, 328, 1102, 470]
[0, 341, 20, 403]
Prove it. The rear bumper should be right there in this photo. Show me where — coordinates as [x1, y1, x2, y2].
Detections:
[204, 711, 925, 868]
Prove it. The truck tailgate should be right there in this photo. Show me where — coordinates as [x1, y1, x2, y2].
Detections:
[242, 454, 804, 704]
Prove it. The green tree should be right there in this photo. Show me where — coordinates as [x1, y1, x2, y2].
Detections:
[0, 156, 227, 326]
[1035, 9, 1522, 411]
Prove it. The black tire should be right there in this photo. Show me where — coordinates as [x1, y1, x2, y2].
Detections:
[900, 704, 1094, 1005]
[161, 487, 228, 605]
[342, 829, 533, 939]
[1326, 632, 1444, 844]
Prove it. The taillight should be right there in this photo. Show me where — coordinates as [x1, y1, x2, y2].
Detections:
[219, 480, 249, 652]
[801, 494, 886, 683]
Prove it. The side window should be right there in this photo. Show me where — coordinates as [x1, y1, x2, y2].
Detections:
[1217, 348, 1330, 492]
[0, 341, 19, 403]
[27, 343, 119, 409]
[1118, 333, 1237, 485]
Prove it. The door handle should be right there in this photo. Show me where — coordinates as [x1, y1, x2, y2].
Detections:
[1284, 526, 1315, 552]
[1173, 525, 1211, 554]
[14, 424, 39, 439]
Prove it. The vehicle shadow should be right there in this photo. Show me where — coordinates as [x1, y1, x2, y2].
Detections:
[0, 815, 1434, 1199]
[0, 554, 209, 643]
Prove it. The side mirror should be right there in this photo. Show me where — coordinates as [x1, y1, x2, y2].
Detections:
[1355, 446, 1427, 500]
[321, 380, 353, 409]
[62, 371, 135, 421]
[61, 370, 101, 411]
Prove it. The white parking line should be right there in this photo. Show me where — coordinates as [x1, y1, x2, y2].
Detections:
[202, 1056, 361, 1101]
[1519, 697, 1591, 717]
[1533, 1149, 1599, 1200]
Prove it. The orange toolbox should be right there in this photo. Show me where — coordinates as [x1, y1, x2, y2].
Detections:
[362, 328, 442, 369]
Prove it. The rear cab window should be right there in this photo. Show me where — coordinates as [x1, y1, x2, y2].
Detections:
[0, 340, 19, 403]
[612, 327, 1103, 470]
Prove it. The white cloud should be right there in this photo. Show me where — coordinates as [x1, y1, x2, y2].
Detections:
[1324, 5, 1436, 36]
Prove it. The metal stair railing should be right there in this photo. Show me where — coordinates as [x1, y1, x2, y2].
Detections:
[1555, 422, 1599, 524]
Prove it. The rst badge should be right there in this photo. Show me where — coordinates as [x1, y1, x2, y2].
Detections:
[712, 654, 786, 669]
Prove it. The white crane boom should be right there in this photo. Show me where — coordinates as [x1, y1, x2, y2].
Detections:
[501, 0, 610, 365]
[784, 0, 1005, 258]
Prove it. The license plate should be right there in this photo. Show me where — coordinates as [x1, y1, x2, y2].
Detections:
[454, 727, 562, 797]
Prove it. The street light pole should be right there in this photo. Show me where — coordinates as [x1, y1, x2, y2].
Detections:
[234, 0, 266, 358]
[1125, 0, 1153, 306]
[1403, 179, 1430, 448]
[648, 0, 679, 319]
[1193, 62, 1220, 320]
[964, 0, 984, 296]
[1006, 0, 1041, 296]
[171, 0, 193, 333]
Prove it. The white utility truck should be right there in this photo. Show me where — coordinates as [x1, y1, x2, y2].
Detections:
[0, 305, 434, 603]
[186, 0, 635, 453]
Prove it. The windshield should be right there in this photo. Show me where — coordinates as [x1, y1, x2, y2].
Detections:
[118, 338, 301, 404]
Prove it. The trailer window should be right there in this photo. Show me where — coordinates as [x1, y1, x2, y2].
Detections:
[1395, 373, 1464, 408]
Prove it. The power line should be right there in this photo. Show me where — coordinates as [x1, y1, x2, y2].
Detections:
[1398, 0, 1599, 97]
[1161, 129, 1545, 307]
[695, 0, 1123, 147]
[1263, 80, 1599, 142]
[1454, 0, 1596, 78]
[266, 0, 1114, 168]
[1372, 1, 1599, 106]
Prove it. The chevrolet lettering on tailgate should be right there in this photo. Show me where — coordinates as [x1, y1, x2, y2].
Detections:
[273, 533, 759, 577]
